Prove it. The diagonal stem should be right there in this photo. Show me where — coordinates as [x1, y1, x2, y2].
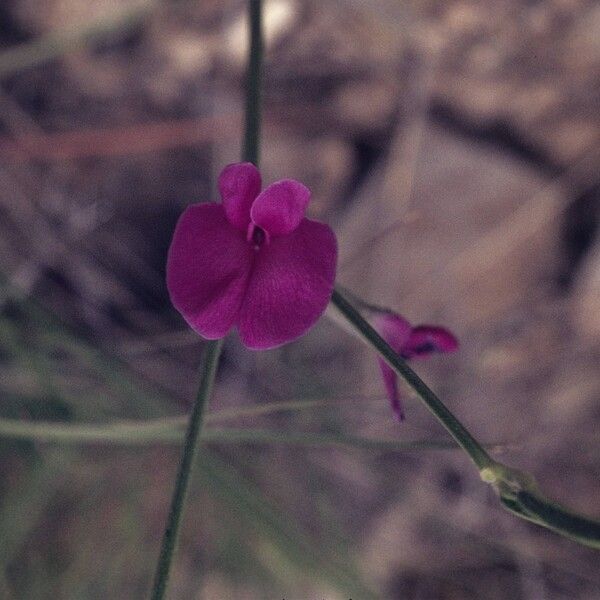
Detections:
[150, 339, 223, 599]
[331, 287, 600, 549]
[330, 287, 494, 470]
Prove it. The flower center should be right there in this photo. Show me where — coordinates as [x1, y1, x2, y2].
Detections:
[247, 223, 269, 250]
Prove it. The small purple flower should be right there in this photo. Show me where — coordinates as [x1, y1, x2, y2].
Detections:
[373, 312, 458, 421]
[167, 162, 337, 350]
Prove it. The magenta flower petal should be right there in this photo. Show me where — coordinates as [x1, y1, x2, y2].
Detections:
[237, 218, 337, 349]
[372, 312, 458, 421]
[167, 163, 338, 349]
[372, 313, 412, 421]
[402, 325, 459, 360]
[166, 203, 254, 339]
[372, 313, 412, 353]
[250, 179, 311, 237]
[377, 359, 405, 421]
[218, 162, 262, 231]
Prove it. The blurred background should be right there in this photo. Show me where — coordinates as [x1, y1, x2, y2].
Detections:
[0, 0, 599, 598]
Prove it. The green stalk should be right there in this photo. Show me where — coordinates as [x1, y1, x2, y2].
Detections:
[242, 0, 263, 165]
[150, 1, 263, 597]
[331, 287, 600, 549]
[0, 415, 485, 451]
[330, 288, 493, 470]
[149, 339, 223, 599]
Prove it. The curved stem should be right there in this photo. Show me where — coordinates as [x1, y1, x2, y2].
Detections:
[515, 490, 600, 548]
[330, 288, 494, 470]
[150, 339, 223, 600]
[331, 287, 600, 548]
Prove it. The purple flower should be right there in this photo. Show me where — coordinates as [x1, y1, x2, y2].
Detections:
[373, 312, 458, 421]
[166, 162, 337, 350]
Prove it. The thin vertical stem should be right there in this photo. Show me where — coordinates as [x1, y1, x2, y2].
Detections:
[150, 1, 263, 598]
[150, 340, 223, 600]
[243, 0, 262, 165]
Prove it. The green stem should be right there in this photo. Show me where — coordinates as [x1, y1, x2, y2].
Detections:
[242, 0, 262, 165]
[516, 490, 600, 547]
[331, 288, 600, 548]
[0, 416, 497, 451]
[330, 288, 494, 470]
[150, 339, 223, 600]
